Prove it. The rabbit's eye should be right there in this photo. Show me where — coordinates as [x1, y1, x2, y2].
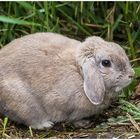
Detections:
[101, 60, 111, 67]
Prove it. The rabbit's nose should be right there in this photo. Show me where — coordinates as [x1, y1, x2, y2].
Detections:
[128, 69, 135, 79]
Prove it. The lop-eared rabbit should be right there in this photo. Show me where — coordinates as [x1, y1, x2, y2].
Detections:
[0, 33, 134, 129]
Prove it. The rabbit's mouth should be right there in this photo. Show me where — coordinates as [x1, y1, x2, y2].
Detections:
[108, 80, 132, 92]
[114, 80, 132, 92]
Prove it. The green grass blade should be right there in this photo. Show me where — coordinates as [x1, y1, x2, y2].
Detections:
[125, 2, 129, 15]
[29, 126, 33, 137]
[16, 1, 33, 10]
[2, 116, 8, 138]
[112, 14, 123, 32]
[0, 16, 40, 26]
[126, 27, 136, 60]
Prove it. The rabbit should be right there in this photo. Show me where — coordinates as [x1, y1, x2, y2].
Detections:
[0, 32, 134, 129]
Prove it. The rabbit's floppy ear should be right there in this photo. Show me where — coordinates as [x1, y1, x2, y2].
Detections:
[82, 58, 105, 105]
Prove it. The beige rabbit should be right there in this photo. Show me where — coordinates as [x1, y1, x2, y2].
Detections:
[0, 32, 134, 129]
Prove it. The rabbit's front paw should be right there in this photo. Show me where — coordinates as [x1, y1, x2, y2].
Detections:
[30, 121, 54, 130]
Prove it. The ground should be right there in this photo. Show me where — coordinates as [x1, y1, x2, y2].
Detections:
[1, 101, 140, 139]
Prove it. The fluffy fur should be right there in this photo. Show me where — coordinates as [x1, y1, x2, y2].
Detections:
[0, 33, 134, 129]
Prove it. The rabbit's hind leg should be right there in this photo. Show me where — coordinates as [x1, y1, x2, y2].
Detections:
[0, 76, 49, 128]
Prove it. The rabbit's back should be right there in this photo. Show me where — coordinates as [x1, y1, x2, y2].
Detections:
[0, 32, 80, 58]
[0, 32, 80, 73]
[0, 33, 82, 99]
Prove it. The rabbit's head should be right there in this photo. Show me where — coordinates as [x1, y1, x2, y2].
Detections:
[77, 36, 134, 105]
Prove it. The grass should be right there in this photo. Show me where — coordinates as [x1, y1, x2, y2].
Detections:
[29, 126, 33, 138]
[2, 116, 8, 138]
[0, 1, 140, 138]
